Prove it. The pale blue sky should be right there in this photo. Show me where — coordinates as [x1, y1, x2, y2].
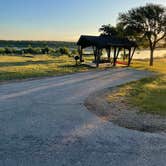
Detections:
[0, 0, 165, 41]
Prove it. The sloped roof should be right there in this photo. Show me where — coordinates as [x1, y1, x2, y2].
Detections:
[77, 35, 137, 49]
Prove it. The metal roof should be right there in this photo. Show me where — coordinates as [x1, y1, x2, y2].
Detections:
[77, 35, 137, 49]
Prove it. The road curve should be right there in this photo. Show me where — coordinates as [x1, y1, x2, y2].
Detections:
[0, 68, 165, 166]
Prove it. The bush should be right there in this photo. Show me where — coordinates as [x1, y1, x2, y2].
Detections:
[57, 47, 70, 55]
[13, 49, 23, 55]
[41, 47, 49, 54]
[4, 47, 16, 54]
[48, 48, 56, 54]
[71, 49, 78, 55]
[34, 47, 42, 54]
[23, 46, 42, 54]
[0, 48, 5, 54]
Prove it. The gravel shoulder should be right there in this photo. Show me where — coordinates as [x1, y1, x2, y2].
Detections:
[85, 88, 166, 134]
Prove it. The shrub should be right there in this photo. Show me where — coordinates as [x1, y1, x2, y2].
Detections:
[57, 47, 70, 55]
[0, 48, 5, 54]
[71, 49, 78, 55]
[23, 46, 42, 54]
[5, 47, 15, 54]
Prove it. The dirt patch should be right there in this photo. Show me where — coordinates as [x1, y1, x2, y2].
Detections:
[85, 88, 166, 133]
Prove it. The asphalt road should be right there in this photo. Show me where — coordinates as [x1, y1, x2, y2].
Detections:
[0, 68, 165, 166]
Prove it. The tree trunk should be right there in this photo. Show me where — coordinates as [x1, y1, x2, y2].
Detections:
[150, 48, 154, 66]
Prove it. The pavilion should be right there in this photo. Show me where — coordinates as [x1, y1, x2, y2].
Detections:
[77, 35, 137, 67]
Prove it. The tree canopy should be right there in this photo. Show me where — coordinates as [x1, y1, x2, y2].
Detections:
[118, 3, 166, 66]
[99, 24, 118, 36]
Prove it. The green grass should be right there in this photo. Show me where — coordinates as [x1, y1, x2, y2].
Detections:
[107, 58, 166, 116]
[0, 54, 94, 81]
[1, 54, 166, 116]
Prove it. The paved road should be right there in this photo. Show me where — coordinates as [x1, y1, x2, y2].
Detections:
[0, 68, 165, 166]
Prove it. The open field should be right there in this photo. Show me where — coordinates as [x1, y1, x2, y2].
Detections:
[107, 57, 166, 116]
[0, 48, 165, 82]
[0, 55, 94, 82]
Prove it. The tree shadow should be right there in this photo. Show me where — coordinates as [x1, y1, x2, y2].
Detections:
[0, 60, 57, 67]
[59, 64, 95, 69]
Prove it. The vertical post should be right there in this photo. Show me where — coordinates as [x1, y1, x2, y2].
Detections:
[113, 47, 117, 66]
[96, 49, 100, 68]
[129, 47, 136, 66]
[116, 48, 121, 59]
[93, 46, 96, 63]
[128, 48, 131, 66]
[80, 46, 83, 62]
[107, 47, 111, 62]
[123, 48, 126, 61]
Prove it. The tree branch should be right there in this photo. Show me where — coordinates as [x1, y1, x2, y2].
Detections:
[156, 32, 166, 43]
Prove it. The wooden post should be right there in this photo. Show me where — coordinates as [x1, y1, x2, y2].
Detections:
[96, 49, 99, 68]
[123, 48, 126, 61]
[107, 47, 111, 62]
[93, 46, 96, 63]
[128, 47, 136, 66]
[80, 47, 83, 62]
[116, 48, 121, 59]
[113, 47, 117, 66]
[131, 47, 136, 60]
[128, 48, 132, 66]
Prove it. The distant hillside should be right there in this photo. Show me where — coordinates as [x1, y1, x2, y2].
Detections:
[0, 40, 77, 49]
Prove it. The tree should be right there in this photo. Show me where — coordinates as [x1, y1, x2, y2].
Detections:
[99, 23, 131, 39]
[99, 24, 118, 36]
[118, 4, 166, 66]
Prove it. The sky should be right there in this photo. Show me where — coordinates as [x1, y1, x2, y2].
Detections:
[0, 0, 165, 41]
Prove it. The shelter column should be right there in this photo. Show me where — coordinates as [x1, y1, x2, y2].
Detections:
[127, 48, 131, 66]
[93, 47, 97, 63]
[79, 46, 83, 62]
[96, 49, 100, 68]
[113, 47, 117, 66]
[107, 47, 111, 62]
[128, 47, 136, 66]
[123, 48, 126, 61]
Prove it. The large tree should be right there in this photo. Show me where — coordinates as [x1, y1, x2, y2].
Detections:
[99, 24, 118, 36]
[118, 4, 166, 66]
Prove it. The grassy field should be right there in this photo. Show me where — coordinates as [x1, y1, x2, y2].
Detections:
[0, 54, 94, 82]
[1, 54, 166, 116]
[107, 58, 166, 116]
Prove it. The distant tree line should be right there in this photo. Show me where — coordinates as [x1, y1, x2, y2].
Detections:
[0, 40, 77, 49]
[0, 46, 78, 56]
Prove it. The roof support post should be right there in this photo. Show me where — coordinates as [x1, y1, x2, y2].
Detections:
[128, 47, 136, 66]
[123, 48, 126, 61]
[127, 48, 132, 66]
[96, 49, 100, 68]
[116, 48, 121, 59]
[92, 46, 97, 63]
[80, 46, 83, 63]
[130, 47, 136, 62]
[113, 47, 117, 66]
[107, 47, 111, 62]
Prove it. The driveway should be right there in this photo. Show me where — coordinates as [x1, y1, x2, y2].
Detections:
[0, 68, 165, 166]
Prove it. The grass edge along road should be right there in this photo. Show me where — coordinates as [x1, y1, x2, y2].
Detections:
[107, 58, 166, 116]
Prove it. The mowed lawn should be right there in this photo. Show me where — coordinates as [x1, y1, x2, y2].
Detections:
[0, 55, 94, 81]
[107, 58, 166, 116]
